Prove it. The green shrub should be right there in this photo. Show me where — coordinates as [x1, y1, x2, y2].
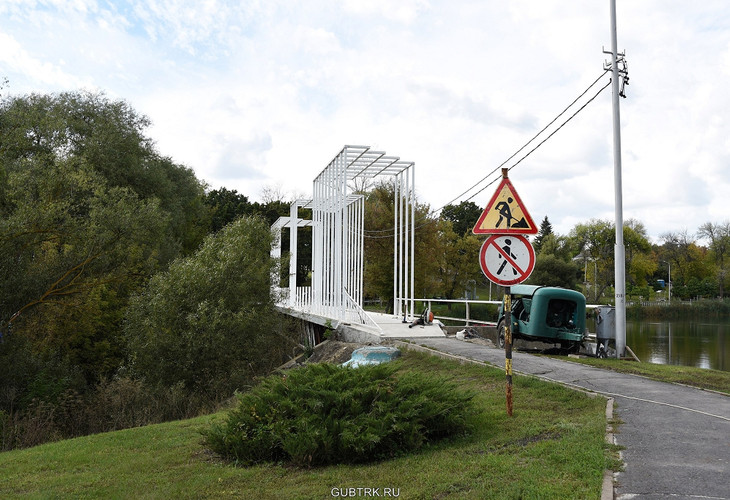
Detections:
[205, 361, 477, 467]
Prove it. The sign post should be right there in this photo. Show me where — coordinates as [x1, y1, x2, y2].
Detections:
[503, 290, 513, 416]
[473, 168, 536, 417]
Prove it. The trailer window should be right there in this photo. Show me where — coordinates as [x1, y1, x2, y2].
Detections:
[545, 299, 577, 329]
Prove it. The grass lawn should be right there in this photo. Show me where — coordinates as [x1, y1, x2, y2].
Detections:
[553, 356, 730, 395]
[0, 352, 613, 499]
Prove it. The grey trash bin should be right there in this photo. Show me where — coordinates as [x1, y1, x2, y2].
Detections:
[595, 306, 615, 358]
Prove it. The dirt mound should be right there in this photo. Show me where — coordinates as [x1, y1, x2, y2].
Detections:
[306, 340, 371, 365]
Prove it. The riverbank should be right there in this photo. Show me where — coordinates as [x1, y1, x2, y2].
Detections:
[627, 298, 730, 319]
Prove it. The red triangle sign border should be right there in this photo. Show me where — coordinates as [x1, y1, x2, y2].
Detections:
[472, 176, 538, 235]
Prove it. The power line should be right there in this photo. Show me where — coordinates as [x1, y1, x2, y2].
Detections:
[437, 70, 611, 211]
[362, 72, 613, 239]
[464, 77, 612, 203]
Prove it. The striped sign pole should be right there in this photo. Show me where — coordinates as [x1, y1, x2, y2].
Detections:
[473, 169, 537, 418]
[504, 289, 513, 417]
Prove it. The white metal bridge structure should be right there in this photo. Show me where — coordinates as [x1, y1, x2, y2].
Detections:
[271, 145, 417, 337]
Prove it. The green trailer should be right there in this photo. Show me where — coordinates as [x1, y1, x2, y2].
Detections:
[497, 285, 586, 352]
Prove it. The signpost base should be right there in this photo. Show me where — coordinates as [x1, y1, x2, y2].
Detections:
[504, 289, 513, 417]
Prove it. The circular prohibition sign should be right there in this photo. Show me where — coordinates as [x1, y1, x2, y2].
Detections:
[479, 234, 536, 286]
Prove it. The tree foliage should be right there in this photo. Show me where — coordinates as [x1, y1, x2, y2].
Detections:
[532, 215, 553, 254]
[0, 91, 209, 258]
[697, 221, 730, 297]
[434, 220, 482, 299]
[568, 218, 654, 298]
[0, 91, 208, 382]
[204, 187, 311, 285]
[527, 218, 580, 290]
[125, 216, 291, 398]
[204, 187, 292, 231]
[527, 254, 579, 289]
[657, 230, 713, 300]
[440, 201, 482, 237]
[205, 187, 254, 233]
[363, 182, 441, 308]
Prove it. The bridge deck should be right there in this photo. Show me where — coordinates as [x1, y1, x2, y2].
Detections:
[367, 312, 447, 339]
[277, 305, 447, 343]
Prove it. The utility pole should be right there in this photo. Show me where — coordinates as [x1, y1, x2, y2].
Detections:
[608, 0, 627, 358]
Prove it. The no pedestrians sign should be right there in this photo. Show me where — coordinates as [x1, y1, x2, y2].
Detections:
[479, 234, 535, 286]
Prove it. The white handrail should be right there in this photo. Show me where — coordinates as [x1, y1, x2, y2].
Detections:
[414, 298, 502, 326]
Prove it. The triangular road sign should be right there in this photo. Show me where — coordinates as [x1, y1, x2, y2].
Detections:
[473, 175, 537, 235]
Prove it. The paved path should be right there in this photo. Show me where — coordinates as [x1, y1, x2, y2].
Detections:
[408, 337, 730, 500]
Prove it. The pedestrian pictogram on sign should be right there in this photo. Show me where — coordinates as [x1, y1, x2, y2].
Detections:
[479, 234, 535, 286]
[472, 172, 537, 235]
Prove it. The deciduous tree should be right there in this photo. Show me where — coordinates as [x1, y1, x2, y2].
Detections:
[0, 90, 208, 382]
[568, 218, 654, 301]
[363, 182, 440, 309]
[658, 230, 713, 300]
[697, 221, 730, 298]
[125, 216, 292, 398]
[440, 201, 482, 237]
[434, 220, 482, 299]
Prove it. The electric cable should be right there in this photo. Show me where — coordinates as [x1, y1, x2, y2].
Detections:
[464, 78, 612, 203]
[360, 72, 613, 239]
[438, 69, 611, 210]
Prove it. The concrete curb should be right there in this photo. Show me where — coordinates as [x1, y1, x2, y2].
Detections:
[393, 340, 616, 500]
[602, 397, 616, 500]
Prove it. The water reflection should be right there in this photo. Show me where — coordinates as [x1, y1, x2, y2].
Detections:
[587, 318, 728, 372]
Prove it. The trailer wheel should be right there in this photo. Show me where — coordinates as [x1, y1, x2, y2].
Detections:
[497, 319, 506, 349]
[597, 342, 608, 359]
[560, 341, 580, 354]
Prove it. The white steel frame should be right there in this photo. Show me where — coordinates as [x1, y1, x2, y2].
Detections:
[272, 145, 416, 330]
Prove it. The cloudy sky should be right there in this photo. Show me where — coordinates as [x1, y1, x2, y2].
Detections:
[2, 0, 729, 242]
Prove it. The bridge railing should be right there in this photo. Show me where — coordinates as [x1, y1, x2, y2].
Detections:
[415, 298, 501, 326]
[343, 292, 380, 329]
[278, 286, 380, 330]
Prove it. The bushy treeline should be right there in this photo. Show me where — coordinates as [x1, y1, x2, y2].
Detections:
[0, 91, 296, 450]
[433, 204, 730, 305]
[628, 298, 730, 320]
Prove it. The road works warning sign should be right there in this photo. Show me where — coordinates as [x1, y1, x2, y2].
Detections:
[472, 176, 537, 235]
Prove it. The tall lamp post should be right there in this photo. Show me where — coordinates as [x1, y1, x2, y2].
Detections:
[574, 252, 599, 302]
[608, 0, 627, 358]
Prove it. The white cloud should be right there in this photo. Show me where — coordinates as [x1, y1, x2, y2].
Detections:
[2, 0, 730, 241]
[341, 0, 430, 24]
[0, 32, 85, 88]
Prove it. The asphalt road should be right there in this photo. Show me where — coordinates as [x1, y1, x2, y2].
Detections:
[408, 337, 730, 500]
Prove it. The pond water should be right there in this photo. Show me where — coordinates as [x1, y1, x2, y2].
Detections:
[588, 318, 729, 372]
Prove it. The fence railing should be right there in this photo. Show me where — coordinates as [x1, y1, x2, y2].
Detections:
[279, 289, 503, 328]
[277, 286, 380, 330]
[627, 300, 674, 307]
[415, 298, 502, 326]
